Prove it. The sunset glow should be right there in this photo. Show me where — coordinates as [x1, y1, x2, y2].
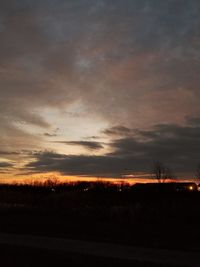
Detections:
[0, 1, 200, 183]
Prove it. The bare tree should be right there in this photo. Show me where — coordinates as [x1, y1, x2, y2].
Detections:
[195, 163, 200, 183]
[152, 161, 175, 183]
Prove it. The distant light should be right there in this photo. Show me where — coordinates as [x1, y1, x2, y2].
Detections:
[189, 186, 193, 190]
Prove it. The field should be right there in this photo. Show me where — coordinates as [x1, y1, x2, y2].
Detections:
[0, 181, 199, 252]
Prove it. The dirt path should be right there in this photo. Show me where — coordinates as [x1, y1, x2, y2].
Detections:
[0, 232, 199, 266]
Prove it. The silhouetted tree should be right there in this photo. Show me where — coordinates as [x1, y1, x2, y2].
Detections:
[152, 161, 175, 183]
[195, 163, 200, 183]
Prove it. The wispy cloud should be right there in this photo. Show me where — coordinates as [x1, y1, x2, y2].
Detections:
[1, 1, 200, 178]
[53, 140, 104, 150]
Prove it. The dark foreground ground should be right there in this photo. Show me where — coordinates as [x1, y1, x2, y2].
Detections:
[1, 211, 200, 252]
[0, 244, 177, 267]
[0, 181, 199, 267]
[0, 185, 200, 251]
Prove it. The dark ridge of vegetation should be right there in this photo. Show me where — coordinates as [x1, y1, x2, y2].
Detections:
[0, 180, 199, 223]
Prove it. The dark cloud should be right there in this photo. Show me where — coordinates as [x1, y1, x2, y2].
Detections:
[25, 123, 200, 178]
[44, 133, 58, 137]
[103, 126, 134, 137]
[0, 1, 200, 178]
[1, 0, 200, 130]
[83, 136, 100, 140]
[0, 162, 14, 168]
[44, 128, 60, 137]
[0, 151, 19, 155]
[186, 117, 200, 126]
[109, 123, 200, 173]
[25, 151, 139, 177]
[54, 140, 104, 150]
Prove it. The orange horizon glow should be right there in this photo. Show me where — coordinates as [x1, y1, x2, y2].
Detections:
[0, 172, 197, 185]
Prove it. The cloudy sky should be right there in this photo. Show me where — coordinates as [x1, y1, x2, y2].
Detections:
[0, 0, 200, 182]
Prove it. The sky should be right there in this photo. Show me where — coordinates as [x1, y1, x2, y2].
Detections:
[0, 0, 200, 182]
